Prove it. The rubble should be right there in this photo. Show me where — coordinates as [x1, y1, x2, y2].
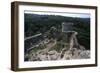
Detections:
[26, 47, 90, 61]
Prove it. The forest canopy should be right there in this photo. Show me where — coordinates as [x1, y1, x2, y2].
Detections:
[24, 13, 90, 50]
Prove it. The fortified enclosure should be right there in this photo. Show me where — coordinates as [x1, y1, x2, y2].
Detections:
[24, 21, 90, 61]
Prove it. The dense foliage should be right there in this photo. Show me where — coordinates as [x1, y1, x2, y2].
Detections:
[24, 13, 90, 50]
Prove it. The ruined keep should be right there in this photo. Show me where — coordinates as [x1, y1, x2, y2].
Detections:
[61, 22, 87, 50]
[62, 22, 74, 32]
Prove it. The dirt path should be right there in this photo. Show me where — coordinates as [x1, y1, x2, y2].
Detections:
[24, 33, 42, 41]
